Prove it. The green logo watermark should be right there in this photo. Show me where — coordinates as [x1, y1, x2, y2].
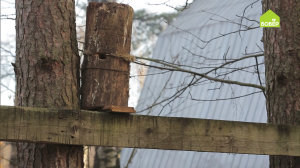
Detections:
[260, 10, 280, 28]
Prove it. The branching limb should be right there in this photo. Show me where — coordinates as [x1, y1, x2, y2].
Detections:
[135, 55, 265, 91]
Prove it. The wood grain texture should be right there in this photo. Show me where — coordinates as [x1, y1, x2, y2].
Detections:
[81, 2, 133, 110]
[1, 106, 300, 156]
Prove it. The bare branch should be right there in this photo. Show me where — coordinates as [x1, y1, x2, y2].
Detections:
[147, 0, 193, 11]
[135, 54, 265, 91]
[1, 0, 14, 4]
[124, 148, 137, 168]
[255, 56, 266, 98]
[239, 0, 260, 29]
[1, 83, 14, 93]
[168, 18, 259, 50]
[189, 91, 262, 101]
[1, 46, 16, 57]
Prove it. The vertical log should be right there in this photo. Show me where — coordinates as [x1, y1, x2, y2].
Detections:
[81, 2, 133, 110]
[82, 3, 133, 167]
[15, 0, 83, 167]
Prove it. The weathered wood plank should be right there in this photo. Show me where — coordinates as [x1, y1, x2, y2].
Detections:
[0, 105, 299, 156]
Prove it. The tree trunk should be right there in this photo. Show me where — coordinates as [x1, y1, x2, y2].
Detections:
[262, 1, 300, 167]
[15, 0, 83, 167]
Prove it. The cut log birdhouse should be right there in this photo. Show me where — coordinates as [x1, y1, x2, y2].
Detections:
[81, 2, 135, 113]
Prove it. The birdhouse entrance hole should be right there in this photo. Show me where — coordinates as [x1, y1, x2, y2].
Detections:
[99, 54, 106, 59]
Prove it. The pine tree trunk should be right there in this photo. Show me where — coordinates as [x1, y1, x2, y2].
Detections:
[15, 0, 83, 167]
[262, 0, 300, 167]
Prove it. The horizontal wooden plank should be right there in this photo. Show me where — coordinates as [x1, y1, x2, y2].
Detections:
[0, 105, 299, 156]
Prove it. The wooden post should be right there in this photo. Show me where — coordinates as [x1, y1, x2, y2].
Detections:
[81, 2, 134, 111]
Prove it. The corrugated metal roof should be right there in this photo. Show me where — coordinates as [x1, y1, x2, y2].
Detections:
[121, 0, 268, 167]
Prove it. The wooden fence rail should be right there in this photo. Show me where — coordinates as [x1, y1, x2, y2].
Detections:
[0, 106, 299, 156]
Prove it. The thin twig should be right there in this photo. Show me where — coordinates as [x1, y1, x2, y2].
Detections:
[255, 56, 266, 98]
[189, 91, 262, 101]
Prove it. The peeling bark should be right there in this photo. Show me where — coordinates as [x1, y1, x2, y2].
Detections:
[15, 0, 83, 167]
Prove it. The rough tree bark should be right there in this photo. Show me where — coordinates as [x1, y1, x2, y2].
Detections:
[262, 0, 300, 167]
[15, 0, 83, 167]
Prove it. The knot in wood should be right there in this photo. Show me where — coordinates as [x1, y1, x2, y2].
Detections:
[146, 128, 153, 134]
